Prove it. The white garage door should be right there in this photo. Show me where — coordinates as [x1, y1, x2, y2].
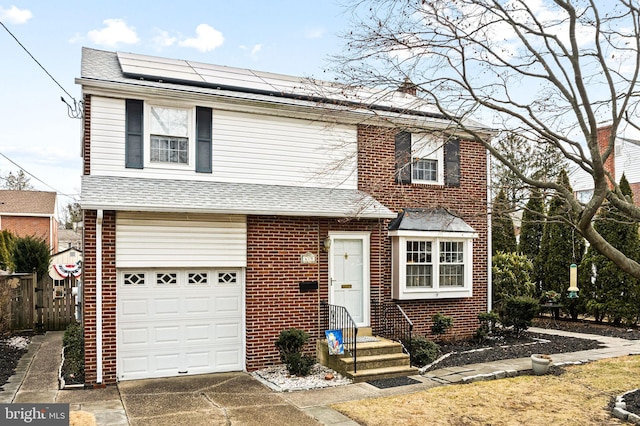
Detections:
[117, 269, 244, 381]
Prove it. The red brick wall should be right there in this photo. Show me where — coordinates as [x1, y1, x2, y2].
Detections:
[357, 124, 489, 339]
[245, 216, 386, 371]
[83, 209, 117, 385]
[597, 125, 615, 189]
[1, 216, 56, 252]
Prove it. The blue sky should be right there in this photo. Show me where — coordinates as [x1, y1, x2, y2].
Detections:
[0, 1, 350, 210]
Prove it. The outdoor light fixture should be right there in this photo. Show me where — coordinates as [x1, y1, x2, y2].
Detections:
[567, 263, 579, 299]
[323, 236, 332, 252]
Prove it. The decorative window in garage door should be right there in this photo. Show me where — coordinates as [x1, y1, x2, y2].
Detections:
[123, 272, 146, 286]
[156, 272, 178, 285]
[217, 271, 238, 285]
[188, 272, 209, 285]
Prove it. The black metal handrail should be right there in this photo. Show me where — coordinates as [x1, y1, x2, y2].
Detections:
[320, 300, 358, 373]
[371, 299, 414, 364]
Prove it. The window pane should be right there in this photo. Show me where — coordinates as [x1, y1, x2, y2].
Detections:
[151, 136, 188, 164]
[412, 158, 438, 181]
[440, 241, 464, 287]
[407, 264, 433, 288]
[150, 107, 188, 136]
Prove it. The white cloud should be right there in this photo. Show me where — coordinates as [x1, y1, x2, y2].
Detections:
[0, 5, 32, 24]
[179, 24, 224, 52]
[306, 27, 325, 39]
[87, 19, 139, 47]
[152, 29, 176, 49]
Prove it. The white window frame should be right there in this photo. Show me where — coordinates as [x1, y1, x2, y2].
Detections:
[411, 134, 444, 185]
[390, 230, 476, 299]
[144, 103, 195, 170]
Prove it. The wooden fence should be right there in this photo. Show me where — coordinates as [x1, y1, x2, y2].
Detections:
[3, 272, 77, 332]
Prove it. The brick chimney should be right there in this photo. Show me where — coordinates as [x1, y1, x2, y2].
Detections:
[596, 124, 615, 188]
[398, 77, 417, 96]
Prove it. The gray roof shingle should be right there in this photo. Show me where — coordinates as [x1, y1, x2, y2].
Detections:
[80, 176, 396, 219]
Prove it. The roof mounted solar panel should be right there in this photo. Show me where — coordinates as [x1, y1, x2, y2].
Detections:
[116, 51, 446, 118]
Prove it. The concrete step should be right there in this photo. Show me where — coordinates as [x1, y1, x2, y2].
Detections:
[340, 353, 411, 372]
[347, 365, 420, 383]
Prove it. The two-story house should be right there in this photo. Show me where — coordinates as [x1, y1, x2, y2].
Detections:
[78, 47, 491, 385]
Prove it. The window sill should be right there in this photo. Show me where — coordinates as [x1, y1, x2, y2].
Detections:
[392, 288, 472, 300]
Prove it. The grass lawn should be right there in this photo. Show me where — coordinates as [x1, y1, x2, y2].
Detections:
[331, 355, 640, 425]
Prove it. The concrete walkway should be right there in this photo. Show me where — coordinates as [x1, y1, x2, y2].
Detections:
[2, 328, 640, 425]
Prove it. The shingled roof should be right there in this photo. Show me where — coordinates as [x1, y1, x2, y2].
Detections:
[0, 190, 57, 216]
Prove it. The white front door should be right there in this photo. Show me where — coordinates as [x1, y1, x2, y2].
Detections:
[329, 233, 370, 327]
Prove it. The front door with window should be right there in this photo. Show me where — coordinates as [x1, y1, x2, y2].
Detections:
[329, 233, 370, 327]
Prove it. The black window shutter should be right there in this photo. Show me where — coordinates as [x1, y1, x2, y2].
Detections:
[444, 137, 460, 186]
[125, 99, 144, 169]
[195, 107, 213, 173]
[395, 131, 412, 184]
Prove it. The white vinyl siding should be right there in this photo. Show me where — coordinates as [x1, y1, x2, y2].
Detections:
[116, 212, 247, 268]
[89, 96, 357, 189]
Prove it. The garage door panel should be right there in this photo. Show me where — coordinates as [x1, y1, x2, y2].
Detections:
[118, 268, 244, 380]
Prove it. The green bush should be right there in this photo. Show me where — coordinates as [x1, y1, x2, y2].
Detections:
[62, 322, 84, 383]
[275, 328, 315, 376]
[410, 336, 440, 367]
[283, 352, 316, 376]
[500, 296, 540, 337]
[431, 312, 454, 338]
[492, 251, 536, 308]
[476, 311, 500, 341]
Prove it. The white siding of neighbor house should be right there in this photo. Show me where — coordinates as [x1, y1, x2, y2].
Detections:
[615, 138, 640, 184]
[89, 96, 357, 189]
[115, 212, 247, 268]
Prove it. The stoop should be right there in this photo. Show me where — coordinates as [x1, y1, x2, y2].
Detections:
[316, 329, 418, 383]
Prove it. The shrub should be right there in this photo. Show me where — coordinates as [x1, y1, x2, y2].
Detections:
[62, 322, 84, 383]
[475, 311, 500, 341]
[492, 251, 535, 309]
[431, 312, 454, 338]
[410, 336, 440, 367]
[275, 328, 315, 376]
[500, 296, 540, 338]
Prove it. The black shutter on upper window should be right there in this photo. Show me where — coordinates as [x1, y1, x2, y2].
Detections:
[395, 131, 412, 184]
[195, 106, 213, 173]
[444, 137, 460, 186]
[125, 99, 144, 169]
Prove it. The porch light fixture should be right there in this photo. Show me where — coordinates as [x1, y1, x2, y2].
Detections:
[567, 263, 579, 299]
[323, 236, 331, 252]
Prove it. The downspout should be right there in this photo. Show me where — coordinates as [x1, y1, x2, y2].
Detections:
[96, 209, 103, 384]
[486, 150, 493, 312]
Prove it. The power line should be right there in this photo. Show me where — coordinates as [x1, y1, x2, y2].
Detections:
[0, 152, 76, 198]
[0, 19, 82, 119]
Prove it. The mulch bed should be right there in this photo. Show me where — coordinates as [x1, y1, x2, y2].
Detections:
[0, 337, 29, 391]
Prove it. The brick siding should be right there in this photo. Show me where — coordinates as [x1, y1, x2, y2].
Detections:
[357, 124, 489, 339]
[1, 216, 57, 252]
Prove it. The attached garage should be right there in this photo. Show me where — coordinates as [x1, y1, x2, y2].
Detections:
[115, 212, 247, 381]
[117, 268, 244, 380]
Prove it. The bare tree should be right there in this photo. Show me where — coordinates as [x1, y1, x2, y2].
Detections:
[332, 0, 640, 278]
[3, 170, 33, 191]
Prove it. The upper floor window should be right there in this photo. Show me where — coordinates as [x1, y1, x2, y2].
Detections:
[150, 107, 189, 164]
[395, 131, 460, 186]
[411, 134, 444, 184]
[125, 99, 212, 173]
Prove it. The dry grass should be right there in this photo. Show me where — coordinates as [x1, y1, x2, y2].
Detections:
[332, 356, 640, 425]
[69, 411, 96, 426]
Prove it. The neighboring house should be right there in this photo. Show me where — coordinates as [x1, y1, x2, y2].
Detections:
[571, 124, 640, 204]
[0, 190, 58, 253]
[58, 225, 82, 251]
[48, 247, 83, 281]
[77, 47, 492, 385]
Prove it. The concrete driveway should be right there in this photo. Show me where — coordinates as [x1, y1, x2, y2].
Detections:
[118, 372, 321, 426]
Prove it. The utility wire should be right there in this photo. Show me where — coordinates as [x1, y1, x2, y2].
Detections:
[0, 19, 82, 118]
[0, 152, 76, 198]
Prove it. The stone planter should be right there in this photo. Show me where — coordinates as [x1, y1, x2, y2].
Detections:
[531, 354, 552, 375]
